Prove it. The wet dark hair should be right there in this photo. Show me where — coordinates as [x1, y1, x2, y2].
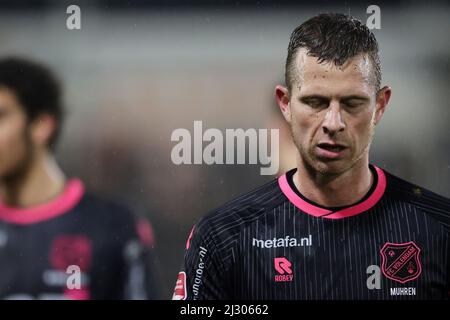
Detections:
[285, 13, 381, 91]
[0, 56, 64, 148]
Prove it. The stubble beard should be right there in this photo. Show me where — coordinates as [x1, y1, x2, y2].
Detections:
[288, 119, 376, 177]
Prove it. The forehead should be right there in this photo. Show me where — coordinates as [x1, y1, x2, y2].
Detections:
[293, 49, 374, 97]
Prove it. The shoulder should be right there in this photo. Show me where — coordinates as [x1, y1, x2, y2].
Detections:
[76, 193, 149, 243]
[193, 178, 285, 244]
[383, 169, 450, 229]
[78, 193, 136, 222]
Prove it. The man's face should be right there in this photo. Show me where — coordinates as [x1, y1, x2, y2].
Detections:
[0, 87, 33, 180]
[278, 50, 388, 175]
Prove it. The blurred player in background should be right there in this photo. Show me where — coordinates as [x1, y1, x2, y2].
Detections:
[0, 57, 160, 299]
[174, 13, 450, 300]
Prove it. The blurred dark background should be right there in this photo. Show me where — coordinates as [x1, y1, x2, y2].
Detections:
[0, 0, 448, 298]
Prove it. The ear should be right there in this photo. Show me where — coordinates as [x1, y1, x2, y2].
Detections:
[30, 114, 57, 148]
[373, 86, 392, 125]
[275, 85, 292, 123]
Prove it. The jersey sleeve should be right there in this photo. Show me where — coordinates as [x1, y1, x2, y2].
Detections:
[173, 221, 231, 300]
[98, 202, 162, 300]
[119, 216, 163, 300]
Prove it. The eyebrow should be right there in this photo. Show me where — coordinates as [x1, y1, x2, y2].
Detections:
[299, 95, 329, 102]
[341, 95, 370, 102]
[299, 94, 370, 102]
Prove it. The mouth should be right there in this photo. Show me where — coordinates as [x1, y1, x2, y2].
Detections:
[316, 142, 348, 159]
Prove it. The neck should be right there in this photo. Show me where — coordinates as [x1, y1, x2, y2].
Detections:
[294, 156, 373, 208]
[0, 151, 66, 208]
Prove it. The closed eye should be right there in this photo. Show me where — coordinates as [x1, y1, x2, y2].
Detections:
[342, 101, 364, 109]
[300, 96, 329, 109]
[341, 96, 369, 109]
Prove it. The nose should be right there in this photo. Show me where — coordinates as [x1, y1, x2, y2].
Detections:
[322, 101, 345, 135]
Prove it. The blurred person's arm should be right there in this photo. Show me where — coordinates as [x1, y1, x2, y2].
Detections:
[120, 216, 163, 300]
[93, 202, 163, 300]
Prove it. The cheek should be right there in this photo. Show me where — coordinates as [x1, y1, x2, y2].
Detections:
[291, 104, 320, 137]
[0, 121, 28, 160]
[350, 113, 375, 145]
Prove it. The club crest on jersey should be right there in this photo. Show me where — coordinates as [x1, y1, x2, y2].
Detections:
[50, 235, 92, 271]
[380, 241, 422, 284]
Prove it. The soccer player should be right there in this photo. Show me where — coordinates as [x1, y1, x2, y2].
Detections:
[173, 13, 450, 300]
[0, 57, 160, 300]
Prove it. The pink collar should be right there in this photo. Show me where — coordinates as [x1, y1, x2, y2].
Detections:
[0, 179, 84, 225]
[278, 166, 386, 219]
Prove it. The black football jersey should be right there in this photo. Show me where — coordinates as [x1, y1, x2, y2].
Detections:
[174, 165, 450, 300]
[0, 179, 160, 300]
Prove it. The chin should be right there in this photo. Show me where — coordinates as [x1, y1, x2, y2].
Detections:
[311, 159, 353, 176]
